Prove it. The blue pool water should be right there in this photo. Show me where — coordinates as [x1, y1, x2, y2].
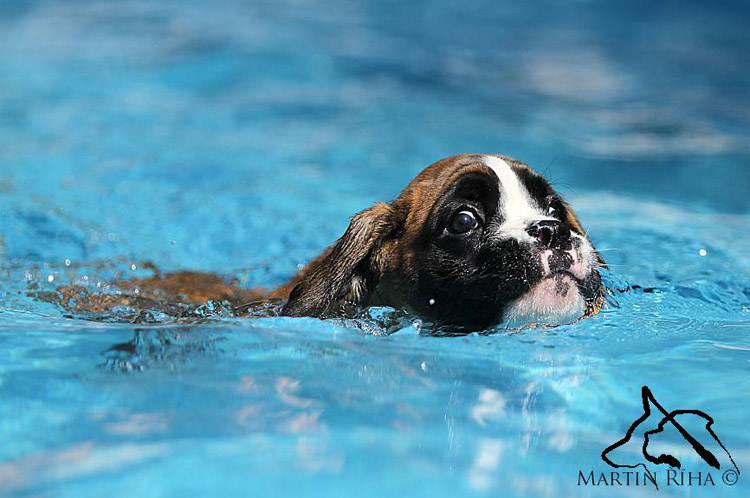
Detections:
[1, 0, 749, 496]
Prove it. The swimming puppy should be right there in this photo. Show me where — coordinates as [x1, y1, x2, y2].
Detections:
[279, 154, 605, 330]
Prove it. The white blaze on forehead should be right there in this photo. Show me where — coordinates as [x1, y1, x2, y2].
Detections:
[477, 156, 599, 326]
[482, 156, 546, 237]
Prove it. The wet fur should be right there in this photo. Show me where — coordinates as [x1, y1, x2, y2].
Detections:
[40, 155, 605, 329]
[280, 154, 604, 328]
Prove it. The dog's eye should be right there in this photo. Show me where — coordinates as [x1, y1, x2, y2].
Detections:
[448, 210, 478, 234]
[547, 200, 563, 219]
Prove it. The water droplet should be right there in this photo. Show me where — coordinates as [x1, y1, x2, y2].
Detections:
[699, 249, 707, 257]
[64, 259, 71, 266]
[47, 275, 54, 283]
[134, 288, 140, 295]
[296, 263, 305, 271]
[428, 298, 436, 306]
[420, 361, 427, 371]
[130, 263, 137, 271]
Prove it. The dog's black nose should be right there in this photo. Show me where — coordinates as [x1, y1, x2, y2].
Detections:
[527, 220, 571, 249]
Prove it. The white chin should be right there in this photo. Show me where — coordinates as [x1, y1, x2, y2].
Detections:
[503, 274, 585, 327]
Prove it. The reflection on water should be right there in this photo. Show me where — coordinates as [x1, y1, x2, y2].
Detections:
[0, 441, 172, 494]
[1, 193, 748, 496]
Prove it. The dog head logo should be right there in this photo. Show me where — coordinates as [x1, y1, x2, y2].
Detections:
[601, 386, 740, 489]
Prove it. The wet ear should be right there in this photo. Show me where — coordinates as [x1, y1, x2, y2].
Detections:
[563, 201, 607, 268]
[281, 202, 403, 318]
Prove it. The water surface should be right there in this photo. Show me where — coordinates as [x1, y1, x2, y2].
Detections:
[1, 0, 749, 496]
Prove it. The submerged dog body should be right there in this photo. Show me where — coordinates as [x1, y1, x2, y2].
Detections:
[279, 154, 604, 329]
[41, 154, 604, 328]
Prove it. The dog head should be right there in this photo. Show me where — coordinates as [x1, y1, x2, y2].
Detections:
[281, 154, 604, 330]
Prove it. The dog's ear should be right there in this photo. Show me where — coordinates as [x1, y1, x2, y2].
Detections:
[280, 202, 403, 318]
[563, 201, 607, 268]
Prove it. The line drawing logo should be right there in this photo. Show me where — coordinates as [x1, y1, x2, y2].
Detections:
[601, 386, 740, 489]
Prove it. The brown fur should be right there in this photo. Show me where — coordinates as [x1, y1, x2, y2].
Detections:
[38, 155, 603, 323]
[278, 154, 603, 318]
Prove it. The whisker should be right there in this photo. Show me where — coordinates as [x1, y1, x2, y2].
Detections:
[541, 157, 559, 178]
[550, 180, 575, 190]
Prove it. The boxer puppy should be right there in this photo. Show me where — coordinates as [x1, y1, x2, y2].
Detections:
[279, 154, 605, 330]
[39, 154, 604, 330]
